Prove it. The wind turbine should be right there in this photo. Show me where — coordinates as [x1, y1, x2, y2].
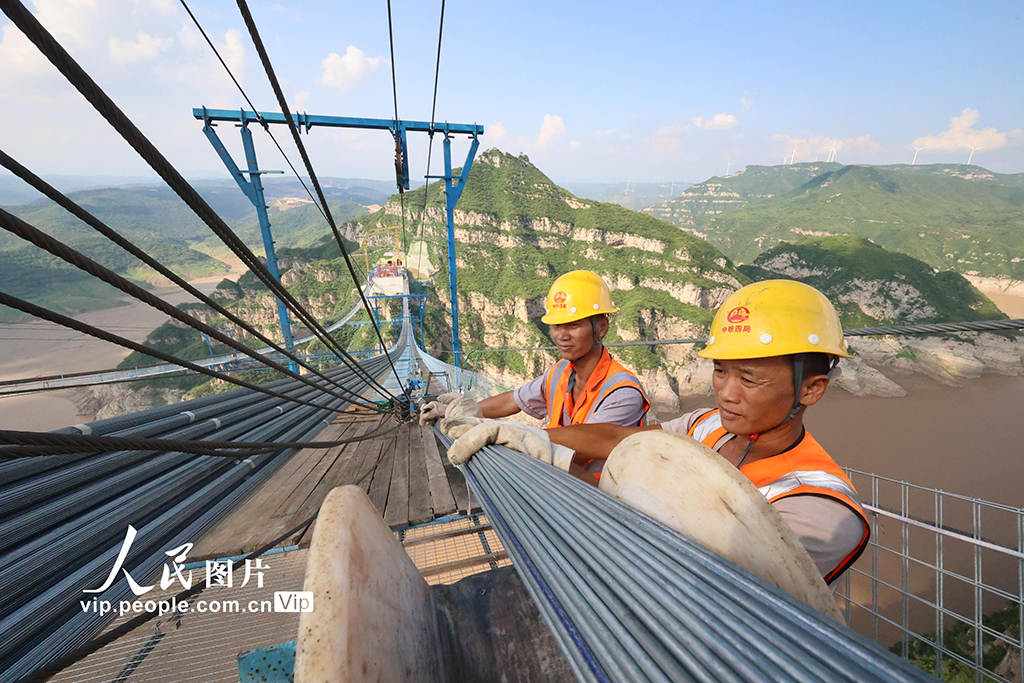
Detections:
[827, 141, 839, 163]
[967, 146, 979, 165]
[912, 145, 923, 165]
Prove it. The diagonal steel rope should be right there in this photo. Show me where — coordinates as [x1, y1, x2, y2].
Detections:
[233, 0, 407, 398]
[0, 0, 397, 401]
[176, 0, 329, 225]
[0, 149, 373, 405]
[0, 291, 353, 413]
[0, 207, 379, 409]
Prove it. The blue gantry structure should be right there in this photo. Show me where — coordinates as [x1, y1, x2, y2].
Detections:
[193, 107, 483, 367]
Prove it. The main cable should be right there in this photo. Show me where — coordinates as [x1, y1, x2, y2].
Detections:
[0, 291, 353, 414]
[176, 0, 328, 224]
[0, 0, 397, 401]
[0, 206, 379, 410]
[0, 422, 403, 460]
[0, 150, 374, 406]
[233, 0, 407, 397]
[416, 0, 446, 248]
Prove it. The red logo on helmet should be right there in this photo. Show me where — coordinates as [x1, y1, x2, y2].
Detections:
[727, 306, 750, 324]
[553, 292, 567, 303]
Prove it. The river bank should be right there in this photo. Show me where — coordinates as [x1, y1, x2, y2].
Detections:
[0, 278, 223, 431]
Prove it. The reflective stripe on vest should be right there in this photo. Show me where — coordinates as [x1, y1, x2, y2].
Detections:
[545, 348, 649, 429]
[688, 409, 871, 583]
[757, 470, 865, 510]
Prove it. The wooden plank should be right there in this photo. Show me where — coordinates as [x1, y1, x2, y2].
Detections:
[190, 419, 356, 557]
[282, 421, 375, 545]
[297, 422, 389, 547]
[421, 426, 457, 516]
[346, 418, 391, 493]
[438, 433, 471, 513]
[268, 420, 358, 528]
[406, 426, 433, 526]
[366, 429, 398, 514]
[383, 424, 411, 527]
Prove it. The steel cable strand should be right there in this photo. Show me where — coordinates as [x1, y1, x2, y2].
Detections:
[7, 505, 323, 683]
[503, 453, 935, 681]
[0, 380, 335, 541]
[843, 318, 1024, 337]
[0, 0, 395, 401]
[175, 0, 329, 224]
[496, 448, 914, 682]
[0, 291, 354, 413]
[449, 436, 936, 682]
[487, 449, 845, 682]
[0, 207, 380, 409]
[0, 391, 345, 673]
[0, 150, 368, 404]
[0, 420, 401, 460]
[481, 456, 770, 683]
[233, 0, 407, 396]
[467, 459, 685, 683]
[0, 357, 387, 487]
[458, 462, 611, 683]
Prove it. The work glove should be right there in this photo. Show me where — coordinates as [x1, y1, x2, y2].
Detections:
[446, 421, 575, 470]
[438, 414, 489, 437]
[419, 392, 482, 426]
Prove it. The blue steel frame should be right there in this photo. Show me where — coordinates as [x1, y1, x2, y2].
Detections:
[194, 107, 483, 366]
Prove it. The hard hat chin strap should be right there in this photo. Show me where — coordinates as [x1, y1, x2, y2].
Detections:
[736, 354, 806, 468]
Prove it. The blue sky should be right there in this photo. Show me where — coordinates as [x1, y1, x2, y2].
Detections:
[0, 0, 1021, 185]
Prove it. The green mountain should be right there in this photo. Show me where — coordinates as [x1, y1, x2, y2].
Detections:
[353, 148, 747, 393]
[738, 236, 1004, 328]
[0, 185, 366, 320]
[646, 163, 1024, 281]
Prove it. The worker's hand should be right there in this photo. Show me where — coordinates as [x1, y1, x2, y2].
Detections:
[438, 414, 489, 437]
[446, 421, 575, 470]
[419, 392, 482, 426]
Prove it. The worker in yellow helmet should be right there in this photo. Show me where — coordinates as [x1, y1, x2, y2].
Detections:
[444, 280, 870, 587]
[422, 270, 650, 476]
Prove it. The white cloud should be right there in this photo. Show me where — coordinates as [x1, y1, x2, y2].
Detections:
[294, 90, 309, 111]
[535, 114, 566, 150]
[913, 108, 1017, 152]
[109, 31, 172, 65]
[488, 121, 507, 144]
[596, 128, 617, 137]
[692, 113, 739, 130]
[740, 96, 754, 111]
[319, 46, 380, 92]
[569, 140, 581, 150]
[642, 124, 688, 154]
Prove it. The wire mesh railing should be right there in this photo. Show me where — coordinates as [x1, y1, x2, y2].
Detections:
[837, 470, 1023, 683]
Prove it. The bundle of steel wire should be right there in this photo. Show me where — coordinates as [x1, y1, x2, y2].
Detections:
[443, 434, 936, 683]
[0, 343, 401, 683]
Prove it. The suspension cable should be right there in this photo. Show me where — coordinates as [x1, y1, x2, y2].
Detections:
[0, 290, 360, 413]
[233, 0, 406, 397]
[176, 0, 329, 224]
[0, 207, 380, 409]
[416, 0, 446, 248]
[0, 150, 373, 404]
[0, 422, 403, 460]
[0, 0, 397, 401]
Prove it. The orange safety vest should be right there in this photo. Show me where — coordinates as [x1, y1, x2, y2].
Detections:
[687, 409, 870, 584]
[542, 347, 650, 429]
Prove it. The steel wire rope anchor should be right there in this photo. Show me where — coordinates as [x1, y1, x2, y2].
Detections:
[0, 0, 397, 403]
[231, 0, 406, 403]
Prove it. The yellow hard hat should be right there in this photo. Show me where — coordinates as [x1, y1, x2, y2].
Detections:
[699, 280, 852, 360]
[541, 270, 618, 325]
